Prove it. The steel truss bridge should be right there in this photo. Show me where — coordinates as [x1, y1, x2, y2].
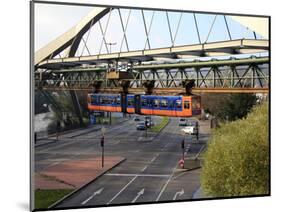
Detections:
[36, 56, 268, 94]
[33, 3, 269, 125]
[34, 6, 269, 94]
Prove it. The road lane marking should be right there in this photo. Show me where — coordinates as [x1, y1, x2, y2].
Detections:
[150, 153, 159, 163]
[155, 161, 178, 202]
[131, 188, 145, 203]
[105, 173, 170, 178]
[81, 188, 104, 205]
[173, 189, 184, 200]
[194, 145, 206, 160]
[107, 176, 138, 205]
[141, 165, 148, 172]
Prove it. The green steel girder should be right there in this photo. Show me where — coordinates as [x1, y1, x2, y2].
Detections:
[35, 57, 269, 91]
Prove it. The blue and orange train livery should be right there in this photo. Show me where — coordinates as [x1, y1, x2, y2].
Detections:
[87, 93, 201, 117]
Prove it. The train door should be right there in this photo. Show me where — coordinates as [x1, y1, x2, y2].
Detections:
[134, 95, 141, 114]
[121, 93, 127, 113]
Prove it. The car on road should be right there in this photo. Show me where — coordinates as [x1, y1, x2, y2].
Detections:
[134, 116, 141, 121]
[181, 120, 199, 135]
[179, 118, 187, 126]
[136, 122, 147, 130]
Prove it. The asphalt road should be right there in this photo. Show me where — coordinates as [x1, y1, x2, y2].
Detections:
[35, 116, 209, 208]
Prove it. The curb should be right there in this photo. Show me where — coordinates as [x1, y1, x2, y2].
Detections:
[35, 118, 130, 148]
[36, 125, 91, 141]
[48, 157, 126, 209]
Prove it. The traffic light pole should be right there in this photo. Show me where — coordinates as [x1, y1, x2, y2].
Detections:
[181, 138, 185, 169]
[100, 127, 106, 168]
[101, 136, 104, 168]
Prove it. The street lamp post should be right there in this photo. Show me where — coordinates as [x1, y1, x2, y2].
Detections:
[105, 42, 117, 54]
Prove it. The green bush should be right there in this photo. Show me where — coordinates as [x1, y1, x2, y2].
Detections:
[201, 102, 269, 197]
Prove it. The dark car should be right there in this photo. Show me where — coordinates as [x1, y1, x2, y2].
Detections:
[136, 122, 146, 130]
[134, 116, 141, 121]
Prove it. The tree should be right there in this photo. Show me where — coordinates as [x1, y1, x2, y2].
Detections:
[202, 93, 257, 121]
[201, 102, 269, 197]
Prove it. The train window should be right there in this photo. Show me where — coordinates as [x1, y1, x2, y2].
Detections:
[128, 98, 134, 106]
[167, 99, 173, 108]
[148, 98, 153, 107]
[184, 101, 190, 109]
[175, 99, 182, 108]
[154, 99, 160, 108]
[91, 96, 95, 104]
[101, 96, 106, 104]
[116, 96, 120, 105]
[107, 97, 113, 104]
[101, 96, 111, 105]
[142, 98, 147, 107]
[161, 99, 168, 108]
[92, 95, 100, 104]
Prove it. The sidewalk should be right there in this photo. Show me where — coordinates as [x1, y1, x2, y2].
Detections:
[35, 156, 125, 190]
[35, 117, 130, 147]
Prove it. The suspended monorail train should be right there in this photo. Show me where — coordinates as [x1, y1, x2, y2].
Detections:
[87, 93, 201, 117]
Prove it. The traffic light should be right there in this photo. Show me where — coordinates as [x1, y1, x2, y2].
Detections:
[145, 120, 149, 128]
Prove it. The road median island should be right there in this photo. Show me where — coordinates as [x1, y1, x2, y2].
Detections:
[34, 156, 126, 209]
[150, 116, 170, 133]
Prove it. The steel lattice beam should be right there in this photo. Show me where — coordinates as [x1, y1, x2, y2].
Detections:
[35, 57, 269, 93]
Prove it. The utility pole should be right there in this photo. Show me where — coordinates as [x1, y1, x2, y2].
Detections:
[105, 42, 117, 126]
[181, 139, 185, 163]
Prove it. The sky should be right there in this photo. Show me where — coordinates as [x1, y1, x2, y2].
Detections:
[34, 2, 267, 59]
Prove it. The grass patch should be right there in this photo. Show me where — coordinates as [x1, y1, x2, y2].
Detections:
[96, 117, 117, 124]
[35, 189, 73, 209]
[150, 117, 169, 132]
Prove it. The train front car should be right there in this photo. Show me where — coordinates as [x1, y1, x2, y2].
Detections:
[87, 93, 122, 113]
[138, 95, 201, 117]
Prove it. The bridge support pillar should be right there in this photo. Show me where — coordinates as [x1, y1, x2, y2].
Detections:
[92, 80, 103, 93]
[69, 90, 84, 127]
[182, 79, 195, 95]
[142, 80, 155, 95]
[119, 80, 131, 94]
